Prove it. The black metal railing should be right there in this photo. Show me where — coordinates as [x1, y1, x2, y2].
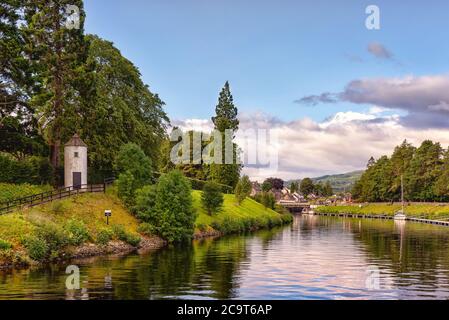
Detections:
[0, 178, 115, 215]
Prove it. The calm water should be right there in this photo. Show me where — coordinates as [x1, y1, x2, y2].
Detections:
[2, 215, 449, 300]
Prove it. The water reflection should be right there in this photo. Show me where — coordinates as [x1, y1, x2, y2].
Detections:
[1, 216, 449, 299]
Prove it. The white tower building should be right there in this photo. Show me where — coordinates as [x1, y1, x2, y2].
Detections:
[64, 134, 88, 188]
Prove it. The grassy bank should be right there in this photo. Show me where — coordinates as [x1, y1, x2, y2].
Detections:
[0, 191, 156, 268]
[0, 187, 292, 268]
[315, 203, 449, 221]
[0, 183, 52, 203]
[193, 190, 293, 236]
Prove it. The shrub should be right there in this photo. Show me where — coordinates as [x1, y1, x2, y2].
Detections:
[0, 239, 12, 251]
[117, 171, 137, 207]
[125, 233, 141, 247]
[36, 224, 68, 250]
[234, 175, 252, 204]
[23, 236, 48, 261]
[137, 222, 155, 236]
[134, 185, 158, 220]
[261, 192, 276, 209]
[201, 181, 224, 215]
[64, 219, 90, 245]
[96, 228, 114, 246]
[111, 224, 141, 246]
[0, 154, 53, 185]
[150, 170, 196, 242]
[114, 143, 153, 187]
[195, 223, 207, 232]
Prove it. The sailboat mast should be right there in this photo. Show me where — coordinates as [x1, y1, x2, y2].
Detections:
[401, 175, 404, 213]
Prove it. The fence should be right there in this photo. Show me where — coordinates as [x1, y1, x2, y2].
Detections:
[0, 178, 115, 215]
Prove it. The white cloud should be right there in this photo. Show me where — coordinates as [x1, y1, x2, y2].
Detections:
[172, 110, 449, 181]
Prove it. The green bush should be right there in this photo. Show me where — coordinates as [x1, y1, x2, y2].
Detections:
[0, 239, 12, 251]
[111, 224, 141, 246]
[134, 185, 158, 220]
[235, 175, 252, 204]
[195, 222, 207, 232]
[149, 170, 196, 242]
[96, 228, 113, 246]
[125, 233, 141, 247]
[117, 171, 137, 207]
[201, 181, 224, 215]
[0, 154, 53, 185]
[261, 192, 276, 209]
[23, 236, 48, 261]
[64, 219, 90, 245]
[137, 222, 155, 236]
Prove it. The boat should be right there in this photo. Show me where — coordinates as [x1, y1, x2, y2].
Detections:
[394, 176, 407, 221]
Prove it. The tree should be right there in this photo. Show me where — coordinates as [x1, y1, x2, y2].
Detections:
[151, 170, 196, 242]
[261, 192, 275, 210]
[290, 181, 299, 193]
[263, 177, 284, 190]
[300, 178, 314, 196]
[80, 35, 169, 172]
[114, 143, 153, 187]
[115, 143, 153, 206]
[323, 181, 333, 196]
[262, 180, 272, 192]
[210, 82, 241, 188]
[23, 0, 88, 169]
[211, 81, 239, 132]
[234, 175, 252, 204]
[201, 181, 224, 215]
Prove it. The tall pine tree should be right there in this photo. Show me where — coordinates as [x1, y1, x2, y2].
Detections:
[210, 81, 241, 188]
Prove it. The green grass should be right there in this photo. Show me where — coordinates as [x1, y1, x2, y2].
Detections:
[0, 183, 53, 204]
[193, 190, 292, 235]
[315, 203, 449, 220]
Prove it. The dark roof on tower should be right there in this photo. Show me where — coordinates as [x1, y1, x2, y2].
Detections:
[65, 134, 87, 147]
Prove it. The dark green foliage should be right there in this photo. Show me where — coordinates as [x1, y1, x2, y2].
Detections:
[353, 140, 449, 202]
[290, 181, 299, 193]
[263, 178, 284, 190]
[300, 178, 315, 196]
[201, 181, 224, 215]
[135, 170, 196, 242]
[261, 180, 273, 192]
[64, 219, 90, 246]
[234, 175, 252, 204]
[134, 185, 158, 220]
[0, 154, 54, 185]
[23, 222, 70, 261]
[210, 82, 242, 188]
[115, 143, 153, 207]
[137, 222, 156, 236]
[261, 192, 276, 210]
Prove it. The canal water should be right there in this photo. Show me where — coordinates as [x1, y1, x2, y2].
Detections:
[2, 215, 449, 300]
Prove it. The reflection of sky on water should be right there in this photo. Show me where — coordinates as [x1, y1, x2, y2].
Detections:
[234, 216, 449, 299]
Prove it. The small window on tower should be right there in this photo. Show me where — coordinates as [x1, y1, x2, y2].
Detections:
[74, 152, 79, 158]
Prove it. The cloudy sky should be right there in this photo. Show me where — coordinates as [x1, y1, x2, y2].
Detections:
[85, 0, 449, 180]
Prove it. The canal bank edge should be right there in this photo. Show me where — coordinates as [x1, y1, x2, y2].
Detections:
[0, 191, 292, 269]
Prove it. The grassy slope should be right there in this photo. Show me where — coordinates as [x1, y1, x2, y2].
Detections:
[0, 191, 140, 248]
[315, 203, 449, 220]
[193, 190, 291, 235]
[0, 183, 52, 203]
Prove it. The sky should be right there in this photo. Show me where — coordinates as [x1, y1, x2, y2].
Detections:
[84, 0, 449, 180]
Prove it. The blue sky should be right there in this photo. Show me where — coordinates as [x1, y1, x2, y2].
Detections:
[84, 0, 449, 122]
[84, 0, 449, 179]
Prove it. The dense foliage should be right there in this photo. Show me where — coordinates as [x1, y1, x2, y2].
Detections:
[201, 181, 224, 215]
[353, 140, 449, 202]
[135, 170, 196, 242]
[234, 175, 252, 204]
[1, 1, 168, 184]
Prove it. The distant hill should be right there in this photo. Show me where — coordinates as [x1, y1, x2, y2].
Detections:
[287, 170, 364, 193]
